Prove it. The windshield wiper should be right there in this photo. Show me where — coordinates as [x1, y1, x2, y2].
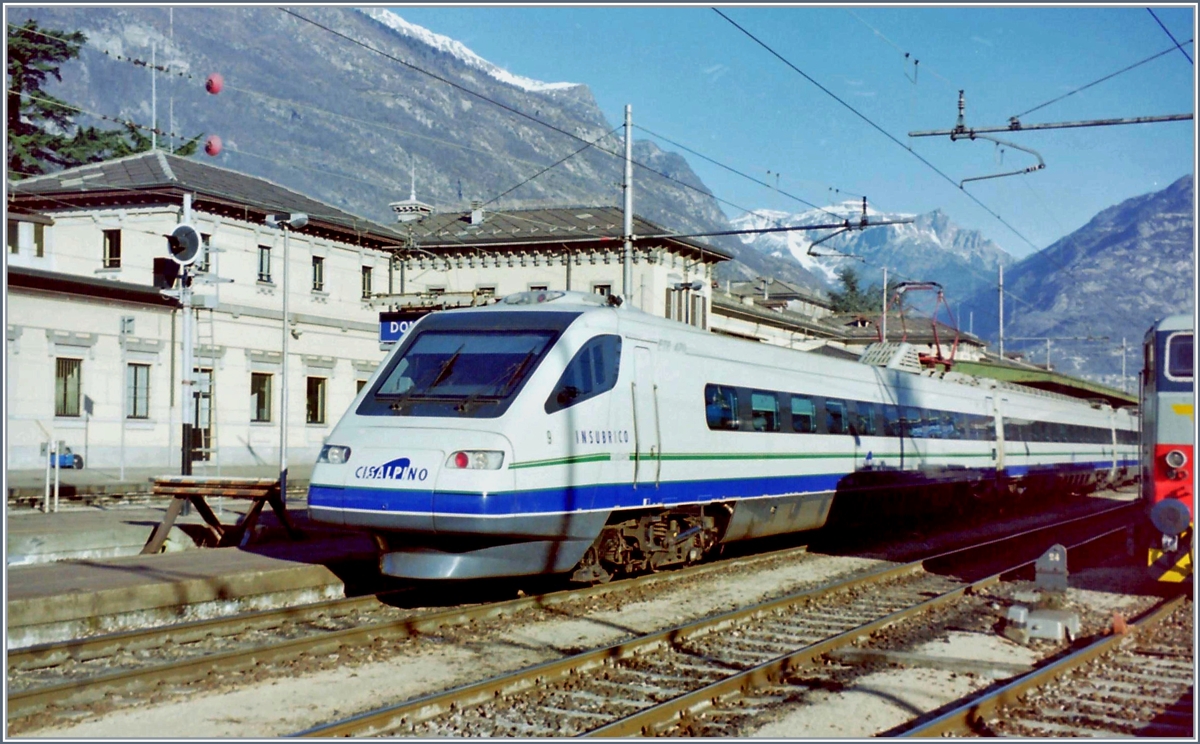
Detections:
[428, 344, 465, 389]
[498, 349, 538, 396]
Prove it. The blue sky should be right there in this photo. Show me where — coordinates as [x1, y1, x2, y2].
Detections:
[392, 5, 1194, 259]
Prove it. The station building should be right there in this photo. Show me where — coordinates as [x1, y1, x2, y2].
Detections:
[4, 151, 730, 473]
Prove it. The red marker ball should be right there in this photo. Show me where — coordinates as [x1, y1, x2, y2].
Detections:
[205, 73, 224, 94]
[205, 135, 222, 157]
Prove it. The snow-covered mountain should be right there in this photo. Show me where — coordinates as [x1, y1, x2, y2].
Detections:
[357, 8, 581, 94]
[732, 202, 1016, 300]
[959, 174, 1194, 385]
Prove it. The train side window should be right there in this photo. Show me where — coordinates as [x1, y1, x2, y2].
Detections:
[545, 334, 622, 414]
[825, 399, 847, 435]
[882, 405, 902, 437]
[902, 406, 923, 438]
[1167, 333, 1193, 380]
[705, 384, 740, 430]
[791, 395, 816, 433]
[853, 401, 877, 436]
[950, 410, 969, 439]
[750, 391, 780, 432]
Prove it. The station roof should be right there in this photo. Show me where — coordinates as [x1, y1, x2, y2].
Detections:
[7, 151, 407, 249]
[953, 358, 1138, 408]
[405, 206, 732, 264]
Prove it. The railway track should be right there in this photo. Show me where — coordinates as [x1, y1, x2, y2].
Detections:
[291, 509, 1135, 737]
[5, 539, 822, 722]
[6, 501, 1137, 733]
[901, 593, 1193, 738]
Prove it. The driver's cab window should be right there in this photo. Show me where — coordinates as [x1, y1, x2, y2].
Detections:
[544, 335, 622, 413]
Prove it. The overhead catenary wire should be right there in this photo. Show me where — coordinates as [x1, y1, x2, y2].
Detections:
[713, 8, 1042, 256]
[632, 124, 843, 220]
[8, 89, 197, 147]
[1147, 8, 1193, 65]
[844, 8, 957, 90]
[279, 8, 769, 225]
[10, 20, 612, 183]
[10, 13, 1049, 330]
[478, 126, 623, 209]
[1012, 37, 1195, 119]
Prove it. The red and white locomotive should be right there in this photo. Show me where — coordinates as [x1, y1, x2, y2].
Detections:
[1140, 313, 1194, 582]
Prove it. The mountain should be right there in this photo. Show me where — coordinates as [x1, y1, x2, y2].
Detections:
[958, 174, 1194, 386]
[18, 5, 819, 286]
[731, 202, 1015, 301]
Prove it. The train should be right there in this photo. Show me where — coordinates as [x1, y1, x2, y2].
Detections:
[308, 290, 1139, 582]
[1139, 313, 1194, 582]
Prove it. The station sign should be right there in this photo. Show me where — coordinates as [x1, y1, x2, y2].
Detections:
[379, 311, 422, 344]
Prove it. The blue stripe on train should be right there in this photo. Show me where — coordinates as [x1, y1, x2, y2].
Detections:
[310, 458, 1130, 517]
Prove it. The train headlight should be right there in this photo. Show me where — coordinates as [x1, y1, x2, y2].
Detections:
[317, 445, 352, 464]
[447, 450, 504, 470]
[1165, 450, 1188, 469]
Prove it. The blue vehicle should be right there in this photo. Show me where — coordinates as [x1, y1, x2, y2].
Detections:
[49, 446, 84, 469]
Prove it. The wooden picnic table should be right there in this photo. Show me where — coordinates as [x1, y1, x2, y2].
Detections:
[141, 476, 303, 554]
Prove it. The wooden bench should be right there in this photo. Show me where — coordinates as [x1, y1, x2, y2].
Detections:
[141, 476, 303, 554]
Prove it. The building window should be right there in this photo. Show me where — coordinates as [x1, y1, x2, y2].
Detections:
[251, 372, 272, 422]
[529, 284, 548, 292]
[356, 379, 367, 394]
[257, 245, 271, 282]
[306, 376, 327, 424]
[126, 363, 150, 419]
[103, 229, 121, 268]
[593, 284, 611, 297]
[195, 233, 211, 272]
[55, 358, 82, 417]
[7, 220, 17, 253]
[34, 223, 43, 256]
[361, 266, 372, 299]
[428, 286, 445, 296]
[312, 256, 325, 292]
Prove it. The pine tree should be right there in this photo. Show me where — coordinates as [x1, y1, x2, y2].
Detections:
[7, 20, 202, 179]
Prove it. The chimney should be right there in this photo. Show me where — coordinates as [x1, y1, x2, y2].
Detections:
[470, 200, 484, 226]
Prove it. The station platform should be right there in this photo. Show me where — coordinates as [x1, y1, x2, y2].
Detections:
[5, 481, 382, 648]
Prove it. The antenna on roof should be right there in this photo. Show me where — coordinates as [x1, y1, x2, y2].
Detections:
[390, 152, 433, 223]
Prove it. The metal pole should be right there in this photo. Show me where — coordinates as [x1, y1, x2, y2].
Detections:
[1122, 337, 1128, 393]
[280, 226, 290, 503]
[53, 440, 60, 513]
[878, 266, 888, 340]
[43, 440, 51, 513]
[998, 265, 1005, 359]
[120, 333, 126, 480]
[181, 271, 193, 476]
[1046, 339, 1051, 369]
[181, 193, 194, 478]
[151, 42, 156, 151]
[622, 104, 633, 305]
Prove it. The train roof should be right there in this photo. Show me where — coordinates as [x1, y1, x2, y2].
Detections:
[1152, 314, 1195, 333]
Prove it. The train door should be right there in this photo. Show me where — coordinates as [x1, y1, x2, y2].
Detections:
[630, 345, 660, 491]
[990, 396, 1005, 473]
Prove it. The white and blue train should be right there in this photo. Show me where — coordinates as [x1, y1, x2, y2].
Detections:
[308, 291, 1139, 582]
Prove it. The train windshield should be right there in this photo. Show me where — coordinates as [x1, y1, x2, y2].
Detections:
[371, 330, 556, 416]
[1167, 334, 1193, 380]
